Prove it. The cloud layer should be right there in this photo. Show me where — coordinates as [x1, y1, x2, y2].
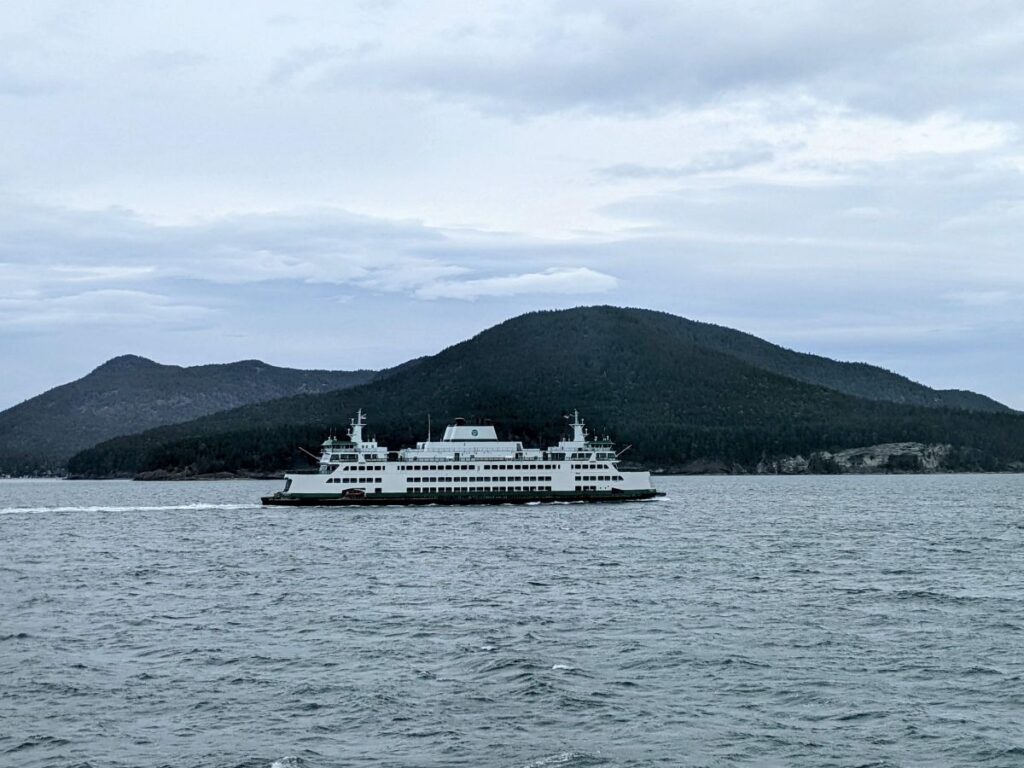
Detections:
[1, 1, 1023, 409]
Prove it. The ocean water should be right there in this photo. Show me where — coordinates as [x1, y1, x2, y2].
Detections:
[1, 475, 1022, 768]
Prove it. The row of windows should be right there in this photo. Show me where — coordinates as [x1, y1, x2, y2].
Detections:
[328, 477, 382, 484]
[408, 476, 553, 483]
[332, 463, 617, 473]
[576, 475, 623, 482]
[409, 486, 552, 494]
[398, 463, 561, 471]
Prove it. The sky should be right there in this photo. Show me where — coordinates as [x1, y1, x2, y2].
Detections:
[2, 1, 1024, 409]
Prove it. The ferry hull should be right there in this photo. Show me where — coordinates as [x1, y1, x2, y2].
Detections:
[261, 489, 663, 506]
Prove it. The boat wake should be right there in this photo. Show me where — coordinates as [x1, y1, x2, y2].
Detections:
[0, 502, 255, 516]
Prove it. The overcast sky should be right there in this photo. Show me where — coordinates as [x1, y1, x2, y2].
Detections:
[3, 1, 1024, 409]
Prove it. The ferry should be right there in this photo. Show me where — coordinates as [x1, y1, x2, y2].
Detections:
[261, 410, 663, 506]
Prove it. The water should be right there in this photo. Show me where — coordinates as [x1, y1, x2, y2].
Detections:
[1, 475, 1022, 768]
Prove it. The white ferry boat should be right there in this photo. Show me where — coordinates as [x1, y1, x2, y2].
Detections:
[261, 410, 662, 506]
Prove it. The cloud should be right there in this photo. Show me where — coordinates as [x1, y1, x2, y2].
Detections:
[2, 2, 1024, 410]
[944, 290, 1014, 307]
[0, 204, 450, 287]
[125, 50, 209, 72]
[291, 1, 1024, 119]
[0, 204, 622, 318]
[0, 289, 213, 330]
[267, 45, 352, 86]
[416, 267, 618, 300]
[600, 148, 775, 179]
[49, 265, 157, 282]
[0, 63, 61, 97]
[593, 104, 1013, 198]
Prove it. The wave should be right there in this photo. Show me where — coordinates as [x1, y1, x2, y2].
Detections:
[0, 502, 256, 515]
[521, 752, 605, 768]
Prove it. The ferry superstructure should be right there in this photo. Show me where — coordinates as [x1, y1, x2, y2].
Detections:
[261, 410, 662, 506]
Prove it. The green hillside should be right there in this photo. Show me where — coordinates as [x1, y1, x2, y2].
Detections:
[0, 356, 375, 475]
[67, 307, 1024, 477]
[640, 311, 1009, 412]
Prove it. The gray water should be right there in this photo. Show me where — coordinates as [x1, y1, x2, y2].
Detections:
[1, 476, 1022, 768]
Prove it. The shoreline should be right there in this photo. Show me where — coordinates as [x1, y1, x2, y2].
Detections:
[35, 467, 1024, 480]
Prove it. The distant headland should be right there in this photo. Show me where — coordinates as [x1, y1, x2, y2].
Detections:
[1, 306, 1021, 479]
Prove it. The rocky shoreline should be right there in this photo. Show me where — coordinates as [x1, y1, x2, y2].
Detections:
[648, 442, 1024, 475]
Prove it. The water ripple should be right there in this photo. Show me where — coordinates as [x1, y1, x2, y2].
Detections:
[0, 476, 1022, 767]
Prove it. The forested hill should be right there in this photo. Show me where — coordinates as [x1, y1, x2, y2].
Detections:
[0, 356, 375, 475]
[67, 307, 1024, 478]
[642, 311, 1009, 413]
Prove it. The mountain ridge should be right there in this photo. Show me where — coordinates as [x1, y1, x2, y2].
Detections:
[614, 307, 1008, 413]
[0, 357, 377, 475]
[65, 306, 1024, 478]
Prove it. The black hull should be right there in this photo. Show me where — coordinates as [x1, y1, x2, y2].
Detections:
[261, 489, 663, 507]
